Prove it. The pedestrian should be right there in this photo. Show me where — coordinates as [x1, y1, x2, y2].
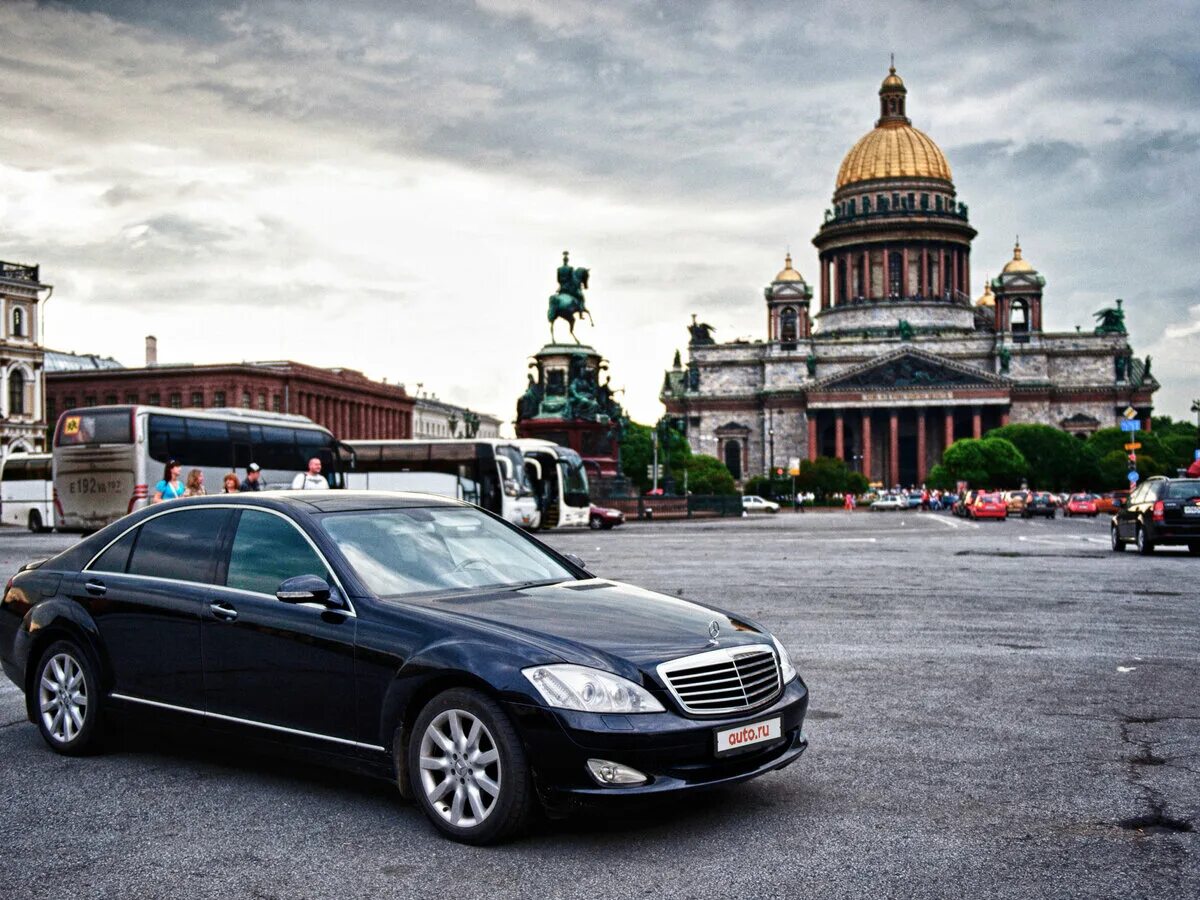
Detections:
[183, 469, 206, 497]
[239, 462, 266, 492]
[291, 457, 329, 490]
[221, 472, 240, 494]
[152, 459, 185, 504]
[796, 491, 805, 513]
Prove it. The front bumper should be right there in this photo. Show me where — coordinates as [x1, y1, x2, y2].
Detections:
[509, 677, 809, 809]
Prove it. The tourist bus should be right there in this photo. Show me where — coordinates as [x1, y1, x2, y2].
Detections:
[52, 405, 345, 531]
[343, 439, 541, 530]
[513, 438, 591, 528]
[0, 452, 54, 532]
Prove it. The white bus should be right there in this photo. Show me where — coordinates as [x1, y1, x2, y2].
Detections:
[0, 452, 54, 532]
[344, 439, 541, 530]
[513, 439, 591, 529]
[52, 405, 346, 531]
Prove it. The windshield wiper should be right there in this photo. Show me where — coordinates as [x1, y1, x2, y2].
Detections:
[507, 578, 571, 591]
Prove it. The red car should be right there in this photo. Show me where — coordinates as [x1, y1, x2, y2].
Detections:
[971, 492, 1008, 519]
[1064, 493, 1098, 517]
[589, 504, 625, 530]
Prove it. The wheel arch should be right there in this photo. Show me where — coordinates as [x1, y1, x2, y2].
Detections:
[21, 611, 111, 724]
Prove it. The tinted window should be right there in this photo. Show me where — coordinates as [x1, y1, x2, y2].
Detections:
[90, 529, 137, 574]
[1164, 481, 1200, 500]
[127, 509, 230, 584]
[148, 414, 187, 463]
[225, 510, 330, 596]
[55, 410, 133, 447]
[186, 419, 233, 468]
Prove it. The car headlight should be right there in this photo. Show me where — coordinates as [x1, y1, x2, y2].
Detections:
[771, 635, 798, 684]
[522, 664, 665, 714]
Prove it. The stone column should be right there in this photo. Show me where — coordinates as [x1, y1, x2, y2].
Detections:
[972, 407, 982, 439]
[888, 411, 900, 487]
[861, 411, 873, 481]
[882, 246, 889, 299]
[834, 411, 845, 460]
[901, 246, 909, 299]
[921, 248, 928, 296]
[917, 409, 927, 484]
[820, 259, 829, 311]
[1000, 410, 1010, 427]
[944, 409, 955, 449]
[862, 250, 870, 300]
[807, 413, 818, 462]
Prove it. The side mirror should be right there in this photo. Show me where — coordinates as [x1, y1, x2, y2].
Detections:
[276, 574, 332, 605]
[497, 456, 513, 480]
[524, 458, 543, 481]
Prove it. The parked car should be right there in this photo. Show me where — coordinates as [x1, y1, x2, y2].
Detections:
[971, 492, 1008, 519]
[1004, 490, 1029, 514]
[1064, 493, 1098, 517]
[1021, 492, 1057, 518]
[0, 493, 809, 844]
[1111, 476, 1200, 554]
[1094, 491, 1130, 515]
[742, 495, 780, 513]
[870, 494, 907, 511]
[953, 490, 978, 517]
[588, 504, 625, 530]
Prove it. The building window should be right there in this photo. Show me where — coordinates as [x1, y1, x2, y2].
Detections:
[83, 394, 97, 407]
[63, 395, 76, 410]
[124, 392, 138, 404]
[257, 392, 267, 410]
[920, 193, 929, 210]
[190, 391, 203, 408]
[46, 398, 56, 423]
[272, 394, 282, 412]
[723, 440, 742, 480]
[213, 391, 226, 407]
[8, 370, 25, 415]
[104, 394, 118, 405]
[148, 392, 160, 406]
[168, 393, 182, 409]
[848, 198, 856, 215]
[888, 251, 903, 298]
[11, 307, 24, 338]
[241, 391, 251, 408]
[780, 307, 798, 343]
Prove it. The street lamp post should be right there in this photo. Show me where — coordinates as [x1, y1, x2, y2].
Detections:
[767, 408, 775, 477]
[1192, 398, 1200, 436]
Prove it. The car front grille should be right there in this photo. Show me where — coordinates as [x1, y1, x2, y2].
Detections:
[657, 645, 782, 716]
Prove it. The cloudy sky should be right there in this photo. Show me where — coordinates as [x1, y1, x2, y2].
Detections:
[2, 0, 1198, 428]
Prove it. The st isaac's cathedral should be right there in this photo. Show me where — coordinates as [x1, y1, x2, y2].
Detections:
[662, 65, 1158, 488]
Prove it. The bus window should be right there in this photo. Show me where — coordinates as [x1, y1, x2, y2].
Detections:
[55, 410, 133, 446]
[186, 418, 234, 468]
[148, 414, 187, 462]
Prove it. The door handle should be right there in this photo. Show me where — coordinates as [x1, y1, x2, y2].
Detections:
[210, 601, 238, 622]
[84, 579, 106, 596]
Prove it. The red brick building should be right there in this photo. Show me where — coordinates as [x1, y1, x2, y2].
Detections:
[46, 349, 414, 440]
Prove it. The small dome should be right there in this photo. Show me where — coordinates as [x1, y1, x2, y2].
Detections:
[774, 252, 805, 283]
[976, 281, 995, 307]
[880, 65, 905, 91]
[1001, 240, 1035, 274]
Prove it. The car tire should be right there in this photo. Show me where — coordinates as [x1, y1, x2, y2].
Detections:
[1189, 543, 1200, 556]
[1111, 525, 1125, 552]
[588, 516, 603, 530]
[1136, 525, 1154, 555]
[32, 639, 104, 756]
[407, 687, 533, 846]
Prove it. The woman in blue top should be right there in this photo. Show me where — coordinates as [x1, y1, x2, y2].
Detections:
[152, 459, 185, 504]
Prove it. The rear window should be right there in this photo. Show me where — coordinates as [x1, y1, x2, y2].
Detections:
[1164, 481, 1200, 500]
[127, 508, 231, 584]
[55, 410, 132, 447]
[1, 457, 51, 481]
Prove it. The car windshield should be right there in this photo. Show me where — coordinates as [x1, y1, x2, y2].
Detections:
[1165, 480, 1200, 500]
[319, 507, 574, 598]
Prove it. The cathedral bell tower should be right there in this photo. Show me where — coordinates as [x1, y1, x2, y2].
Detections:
[764, 253, 813, 349]
[991, 240, 1045, 342]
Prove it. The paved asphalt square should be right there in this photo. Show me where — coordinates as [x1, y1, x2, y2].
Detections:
[0, 511, 1195, 899]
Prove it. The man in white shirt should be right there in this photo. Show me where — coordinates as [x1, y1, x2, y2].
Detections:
[291, 457, 330, 490]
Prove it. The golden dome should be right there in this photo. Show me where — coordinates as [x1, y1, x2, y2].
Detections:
[976, 280, 995, 307]
[836, 122, 952, 189]
[1001, 240, 1034, 274]
[880, 65, 905, 90]
[774, 252, 804, 283]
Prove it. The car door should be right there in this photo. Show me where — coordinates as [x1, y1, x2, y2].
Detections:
[80, 506, 233, 710]
[201, 507, 357, 742]
[1119, 484, 1145, 538]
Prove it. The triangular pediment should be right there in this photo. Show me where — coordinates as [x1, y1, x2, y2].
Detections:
[814, 348, 1007, 392]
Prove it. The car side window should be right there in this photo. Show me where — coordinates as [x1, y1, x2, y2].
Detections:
[225, 509, 331, 596]
[89, 529, 137, 574]
[126, 508, 232, 584]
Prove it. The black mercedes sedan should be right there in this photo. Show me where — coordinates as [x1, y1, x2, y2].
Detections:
[0, 492, 808, 843]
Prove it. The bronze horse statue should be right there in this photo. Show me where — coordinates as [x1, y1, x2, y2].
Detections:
[548, 253, 593, 343]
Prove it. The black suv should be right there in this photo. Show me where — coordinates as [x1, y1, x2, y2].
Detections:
[1111, 476, 1200, 555]
[1021, 492, 1057, 519]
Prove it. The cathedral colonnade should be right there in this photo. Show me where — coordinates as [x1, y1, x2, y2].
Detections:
[805, 404, 1009, 488]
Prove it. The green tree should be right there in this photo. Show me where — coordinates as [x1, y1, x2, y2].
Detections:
[985, 423, 1089, 491]
[683, 455, 737, 495]
[939, 437, 1027, 489]
[620, 421, 654, 491]
[846, 471, 870, 495]
[797, 456, 854, 499]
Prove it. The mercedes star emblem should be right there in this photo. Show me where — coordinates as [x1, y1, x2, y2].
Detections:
[708, 620, 721, 641]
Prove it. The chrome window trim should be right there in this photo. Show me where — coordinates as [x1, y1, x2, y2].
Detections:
[109, 692, 384, 752]
[83, 503, 355, 617]
[656, 644, 783, 716]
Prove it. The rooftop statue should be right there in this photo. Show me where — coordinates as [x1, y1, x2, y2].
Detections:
[688, 314, 716, 345]
[548, 251, 593, 343]
[1093, 298, 1127, 335]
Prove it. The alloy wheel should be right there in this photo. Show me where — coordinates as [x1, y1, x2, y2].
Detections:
[1111, 526, 1125, 552]
[38, 651, 88, 745]
[418, 709, 502, 829]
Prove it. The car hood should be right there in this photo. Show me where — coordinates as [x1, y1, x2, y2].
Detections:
[399, 578, 769, 672]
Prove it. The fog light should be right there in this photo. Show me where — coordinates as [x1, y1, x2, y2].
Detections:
[586, 758, 647, 786]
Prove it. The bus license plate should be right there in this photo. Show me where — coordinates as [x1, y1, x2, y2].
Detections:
[715, 717, 781, 756]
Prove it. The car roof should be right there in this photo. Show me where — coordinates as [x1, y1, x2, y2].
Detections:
[184, 490, 467, 513]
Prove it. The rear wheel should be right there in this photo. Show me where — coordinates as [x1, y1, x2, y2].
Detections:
[588, 515, 603, 530]
[407, 688, 533, 845]
[1111, 525, 1125, 552]
[33, 640, 103, 755]
[1136, 525, 1155, 555]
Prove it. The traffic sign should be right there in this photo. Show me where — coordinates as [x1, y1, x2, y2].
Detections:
[1123, 406, 1138, 420]
[1119, 419, 1141, 432]
[1125, 442, 1141, 450]
[1128, 470, 1140, 484]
